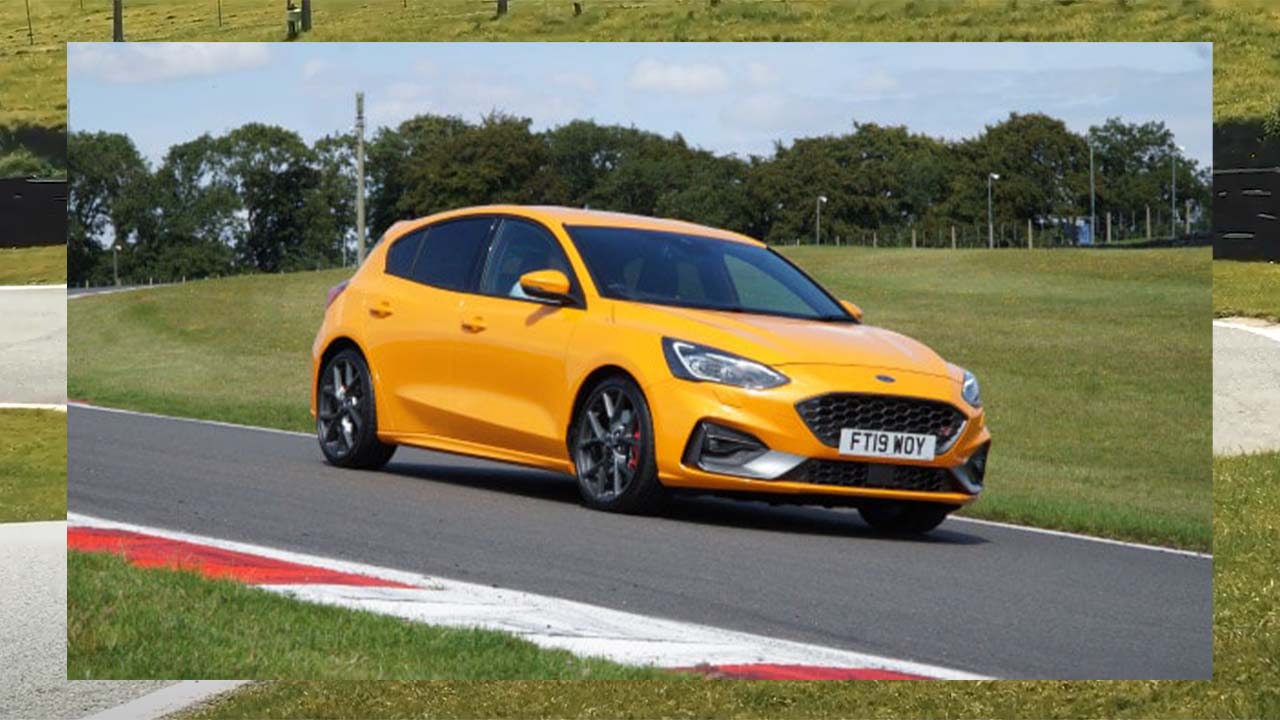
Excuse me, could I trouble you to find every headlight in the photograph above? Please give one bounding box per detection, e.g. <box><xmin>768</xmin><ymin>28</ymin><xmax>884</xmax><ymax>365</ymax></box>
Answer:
<box><xmin>961</xmin><ymin>369</ymin><xmax>982</xmax><ymax>408</ymax></box>
<box><xmin>662</xmin><ymin>338</ymin><xmax>789</xmax><ymax>390</ymax></box>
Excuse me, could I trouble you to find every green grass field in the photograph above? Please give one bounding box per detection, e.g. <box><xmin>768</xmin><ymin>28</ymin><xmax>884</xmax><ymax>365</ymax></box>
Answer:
<box><xmin>68</xmin><ymin>247</ymin><xmax>1211</xmax><ymax>549</ymax></box>
<box><xmin>3</xmin><ymin>0</ymin><xmax>1276</xmax><ymax>130</ymax></box>
<box><xmin>0</xmin><ymin>410</ymin><xmax>67</xmax><ymax>523</ymax></box>
<box><xmin>177</xmin><ymin>452</ymin><xmax>1274</xmax><ymax>719</ymax></box>
<box><xmin>1214</xmin><ymin>259</ymin><xmax>1280</xmax><ymax>322</ymax></box>
<box><xmin>0</xmin><ymin>245</ymin><xmax>68</xmax><ymax>285</ymax></box>
<box><xmin>68</xmin><ymin>551</ymin><xmax>668</xmax><ymax>680</ymax></box>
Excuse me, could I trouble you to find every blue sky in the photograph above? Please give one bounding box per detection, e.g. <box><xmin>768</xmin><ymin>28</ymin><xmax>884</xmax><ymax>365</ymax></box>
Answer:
<box><xmin>68</xmin><ymin>42</ymin><xmax>1213</xmax><ymax>167</ymax></box>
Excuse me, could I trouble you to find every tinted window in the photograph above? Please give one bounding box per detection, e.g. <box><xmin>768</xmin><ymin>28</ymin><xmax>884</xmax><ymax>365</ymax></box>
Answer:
<box><xmin>566</xmin><ymin>226</ymin><xmax>848</xmax><ymax>321</ymax></box>
<box><xmin>479</xmin><ymin>219</ymin><xmax>576</xmax><ymax>301</ymax></box>
<box><xmin>410</xmin><ymin>217</ymin><xmax>495</xmax><ymax>291</ymax></box>
<box><xmin>384</xmin><ymin>230</ymin><xmax>423</xmax><ymax>279</ymax></box>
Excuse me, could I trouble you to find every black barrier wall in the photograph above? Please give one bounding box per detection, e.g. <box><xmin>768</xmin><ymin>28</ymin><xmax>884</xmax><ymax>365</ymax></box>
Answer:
<box><xmin>1213</xmin><ymin>167</ymin><xmax>1280</xmax><ymax>260</ymax></box>
<box><xmin>0</xmin><ymin>178</ymin><xmax>67</xmax><ymax>248</ymax></box>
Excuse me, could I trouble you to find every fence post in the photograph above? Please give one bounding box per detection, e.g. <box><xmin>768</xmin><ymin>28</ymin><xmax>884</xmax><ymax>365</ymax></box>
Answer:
<box><xmin>911</xmin><ymin>228</ymin><xmax>917</xmax><ymax>249</ymax></box>
<box><xmin>1146</xmin><ymin>204</ymin><xmax>1151</xmax><ymax>239</ymax></box>
<box><xmin>1026</xmin><ymin>218</ymin><xmax>1032</xmax><ymax>249</ymax></box>
<box><xmin>1106</xmin><ymin>212</ymin><xmax>1112</xmax><ymax>243</ymax></box>
<box><xmin>873</xmin><ymin>231</ymin><xmax>878</xmax><ymax>248</ymax></box>
<box><xmin>1185</xmin><ymin>198</ymin><xmax>1191</xmax><ymax>236</ymax></box>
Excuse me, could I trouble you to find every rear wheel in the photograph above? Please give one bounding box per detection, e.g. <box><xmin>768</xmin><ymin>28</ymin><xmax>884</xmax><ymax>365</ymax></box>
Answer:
<box><xmin>571</xmin><ymin>375</ymin><xmax>664</xmax><ymax>513</ymax></box>
<box><xmin>317</xmin><ymin>348</ymin><xmax>396</xmax><ymax>469</ymax></box>
<box><xmin>858</xmin><ymin>501</ymin><xmax>956</xmax><ymax>535</ymax></box>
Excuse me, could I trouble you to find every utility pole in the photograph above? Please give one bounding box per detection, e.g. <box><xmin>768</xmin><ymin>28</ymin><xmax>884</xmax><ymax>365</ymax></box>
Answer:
<box><xmin>1088</xmin><ymin>137</ymin><xmax>1096</xmax><ymax>247</ymax></box>
<box><xmin>113</xmin><ymin>0</ymin><xmax>124</xmax><ymax>41</ymax></box>
<box><xmin>24</xmin><ymin>0</ymin><xmax>33</xmax><ymax>45</ymax></box>
<box><xmin>1185</xmin><ymin>198</ymin><xmax>1192</xmax><ymax>236</ymax></box>
<box><xmin>1169</xmin><ymin>144</ymin><xmax>1184</xmax><ymax>238</ymax></box>
<box><xmin>301</xmin><ymin>0</ymin><xmax>311</xmax><ymax>30</ymax></box>
<box><xmin>356</xmin><ymin>92</ymin><xmax>367</xmax><ymax>265</ymax></box>
<box><xmin>113</xmin><ymin>245</ymin><xmax>120</xmax><ymax>287</ymax></box>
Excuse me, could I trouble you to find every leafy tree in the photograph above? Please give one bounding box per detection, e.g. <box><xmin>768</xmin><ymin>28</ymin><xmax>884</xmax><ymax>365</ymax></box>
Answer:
<box><xmin>67</xmin><ymin>131</ymin><xmax>148</xmax><ymax>284</ymax></box>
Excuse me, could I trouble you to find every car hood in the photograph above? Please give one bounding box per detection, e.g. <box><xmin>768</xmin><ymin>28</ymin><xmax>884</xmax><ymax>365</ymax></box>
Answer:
<box><xmin>624</xmin><ymin>303</ymin><xmax>954</xmax><ymax>379</ymax></box>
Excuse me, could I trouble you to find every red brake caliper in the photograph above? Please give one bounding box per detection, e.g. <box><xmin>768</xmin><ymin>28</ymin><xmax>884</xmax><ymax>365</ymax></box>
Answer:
<box><xmin>628</xmin><ymin>429</ymin><xmax>640</xmax><ymax>469</ymax></box>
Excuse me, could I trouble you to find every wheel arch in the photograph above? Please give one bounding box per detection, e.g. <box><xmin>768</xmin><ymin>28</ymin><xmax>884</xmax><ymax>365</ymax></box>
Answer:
<box><xmin>565</xmin><ymin>364</ymin><xmax>642</xmax><ymax>457</ymax></box>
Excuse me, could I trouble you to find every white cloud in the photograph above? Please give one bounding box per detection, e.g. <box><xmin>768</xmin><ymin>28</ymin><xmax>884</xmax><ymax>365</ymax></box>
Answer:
<box><xmin>746</xmin><ymin>61</ymin><xmax>779</xmax><ymax>88</ymax></box>
<box><xmin>69</xmin><ymin>43</ymin><xmax>271</xmax><ymax>84</ymax></box>
<box><xmin>628</xmin><ymin>59</ymin><xmax>729</xmax><ymax>95</ymax></box>
<box><xmin>301</xmin><ymin>58</ymin><xmax>333</xmax><ymax>81</ymax></box>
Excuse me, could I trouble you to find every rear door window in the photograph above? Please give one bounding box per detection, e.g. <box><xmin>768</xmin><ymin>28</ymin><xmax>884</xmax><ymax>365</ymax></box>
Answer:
<box><xmin>410</xmin><ymin>217</ymin><xmax>496</xmax><ymax>292</ymax></box>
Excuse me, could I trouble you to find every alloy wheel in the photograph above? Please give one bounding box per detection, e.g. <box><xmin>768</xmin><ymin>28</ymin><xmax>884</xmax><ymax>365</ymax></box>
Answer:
<box><xmin>575</xmin><ymin>385</ymin><xmax>643</xmax><ymax>502</ymax></box>
<box><xmin>318</xmin><ymin>357</ymin><xmax>366</xmax><ymax>459</ymax></box>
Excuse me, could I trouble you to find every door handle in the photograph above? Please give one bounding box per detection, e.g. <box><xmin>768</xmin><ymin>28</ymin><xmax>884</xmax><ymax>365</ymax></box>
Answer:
<box><xmin>369</xmin><ymin>300</ymin><xmax>393</xmax><ymax>318</ymax></box>
<box><xmin>461</xmin><ymin>315</ymin><xmax>487</xmax><ymax>333</ymax></box>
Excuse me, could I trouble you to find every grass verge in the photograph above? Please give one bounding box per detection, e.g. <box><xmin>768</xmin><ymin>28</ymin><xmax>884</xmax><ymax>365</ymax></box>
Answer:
<box><xmin>181</xmin><ymin>455</ymin><xmax>1274</xmax><ymax>718</ymax></box>
<box><xmin>69</xmin><ymin>248</ymin><xmax>1210</xmax><ymax>549</ymax></box>
<box><xmin>0</xmin><ymin>244</ymin><xmax>67</xmax><ymax>285</ymax></box>
<box><xmin>0</xmin><ymin>409</ymin><xmax>66</xmax><ymax>523</ymax></box>
<box><xmin>5</xmin><ymin>0</ymin><xmax>1277</xmax><ymax>129</ymax></box>
<box><xmin>1213</xmin><ymin>259</ymin><xmax>1280</xmax><ymax>322</ymax></box>
<box><xmin>67</xmin><ymin>550</ymin><xmax>669</xmax><ymax>681</ymax></box>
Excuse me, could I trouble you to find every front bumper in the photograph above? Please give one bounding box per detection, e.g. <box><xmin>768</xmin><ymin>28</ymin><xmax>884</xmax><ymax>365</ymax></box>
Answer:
<box><xmin>649</xmin><ymin>364</ymin><xmax>991</xmax><ymax>506</ymax></box>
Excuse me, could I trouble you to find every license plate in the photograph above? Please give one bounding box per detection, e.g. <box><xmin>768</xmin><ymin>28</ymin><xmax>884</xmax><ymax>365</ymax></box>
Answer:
<box><xmin>838</xmin><ymin>428</ymin><xmax>936</xmax><ymax>461</ymax></box>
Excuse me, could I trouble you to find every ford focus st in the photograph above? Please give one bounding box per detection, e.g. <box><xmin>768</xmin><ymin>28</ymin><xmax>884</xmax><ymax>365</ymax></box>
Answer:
<box><xmin>311</xmin><ymin>205</ymin><xmax>990</xmax><ymax>534</ymax></box>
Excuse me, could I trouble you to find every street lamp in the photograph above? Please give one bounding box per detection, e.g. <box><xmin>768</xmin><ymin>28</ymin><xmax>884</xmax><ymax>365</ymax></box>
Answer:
<box><xmin>1170</xmin><ymin>144</ymin><xmax>1185</xmax><ymax>238</ymax></box>
<box><xmin>987</xmin><ymin>173</ymin><xmax>999</xmax><ymax>249</ymax></box>
<box><xmin>815</xmin><ymin>195</ymin><xmax>828</xmax><ymax>245</ymax></box>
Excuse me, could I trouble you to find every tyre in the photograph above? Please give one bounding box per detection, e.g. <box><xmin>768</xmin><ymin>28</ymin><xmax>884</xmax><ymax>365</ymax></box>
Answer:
<box><xmin>858</xmin><ymin>501</ymin><xmax>956</xmax><ymax>535</ymax></box>
<box><xmin>570</xmin><ymin>375</ymin><xmax>664</xmax><ymax>513</ymax></box>
<box><xmin>317</xmin><ymin>348</ymin><xmax>397</xmax><ymax>470</ymax></box>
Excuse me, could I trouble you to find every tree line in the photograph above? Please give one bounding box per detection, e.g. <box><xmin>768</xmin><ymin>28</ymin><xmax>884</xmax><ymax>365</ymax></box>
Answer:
<box><xmin>68</xmin><ymin>111</ymin><xmax>1210</xmax><ymax>286</ymax></box>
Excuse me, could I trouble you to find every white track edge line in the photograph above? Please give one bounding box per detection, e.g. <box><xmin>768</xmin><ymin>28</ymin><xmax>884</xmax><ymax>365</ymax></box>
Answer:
<box><xmin>71</xmin><ymin>402</ymin><xmax>1211</xmax><ymax>558</ymax></box>
<box><xmin>0</xmin><ymin>403</ymin><xmax>67</xmax><ymax>411</ymax></box>
<box><xmin>79</xmin><ymin>681</ymin><xmax>250</xmax><ymax>720</ymax></box>
<box><xmin>67</xmin><ymin>512</ymin><xmax>991</xmax><ymax>680</ymax></box>
<box><xmin>0</xmin><ymin>284</ymin><xmax>66</xmax><ymax>290</ymax></box>
<box><xmin>71</xmin><ymin>402</ymin><xmax>311</xmax><ymax>438</ymax></box>
<box><xmin>948</xmin><ymin>516</ymin><xmax>1211</xmax><ymax>559</ymax></box>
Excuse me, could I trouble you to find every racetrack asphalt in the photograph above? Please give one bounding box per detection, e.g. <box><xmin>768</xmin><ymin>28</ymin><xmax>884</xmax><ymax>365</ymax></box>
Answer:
<box><xmin>67</xmin><ymin>405</ymin><xmax>1213</xmax><ymax>680</ymax></box>
<box><xmin>0</xmin><ymin>521</ymin><xmax>175</xmax><ymax>720</ymax></box>
<box><xmin>0</xmin><ymin>286</ymin><xmax>65</xmax><ymax>405</ymax></box>
<box><xmin>1213</xmin><ymin>320</ymin><xmax>1280</xmax><ymax>455</ymax></box>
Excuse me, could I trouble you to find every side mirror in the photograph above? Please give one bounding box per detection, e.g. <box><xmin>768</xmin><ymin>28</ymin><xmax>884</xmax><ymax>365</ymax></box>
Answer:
<box><xmin>519</xmin><ymin>269</ymin><xmax>574</xmax><ymax>304</ymax></box>
<box><xmin>840</xmin><ymin>299</ymin><xmax>863</xmax><ymax>322</ymax></box>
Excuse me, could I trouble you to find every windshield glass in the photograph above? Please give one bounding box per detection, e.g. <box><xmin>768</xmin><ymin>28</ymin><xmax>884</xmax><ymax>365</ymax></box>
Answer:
<box><xmin>565</xmin><ymin>225</ymin><xmax>850</xmax><ymax>321</ymax></box>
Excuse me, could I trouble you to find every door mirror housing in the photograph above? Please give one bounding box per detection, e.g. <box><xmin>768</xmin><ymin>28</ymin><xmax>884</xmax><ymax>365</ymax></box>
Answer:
<box><xmin>519</xmin><ymin>269</ymin><xmax>574</xmax><ymax>304</ymax></box>
<box><xmin>840</xmin><ymin>299</ymin><xmax>863</xmax><ymax>322</ymax></box>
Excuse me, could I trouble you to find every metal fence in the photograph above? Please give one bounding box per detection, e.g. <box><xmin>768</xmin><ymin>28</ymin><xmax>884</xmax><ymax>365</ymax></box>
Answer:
<box><xmin>1213</xmin><ymin>167</ymin><xmax>1280</xmax><ymax>261</ymax></box>
<box><xmin>0</xmin><ymin>178</ymin><xmax>67</xmax><ymax>248</ymax></box>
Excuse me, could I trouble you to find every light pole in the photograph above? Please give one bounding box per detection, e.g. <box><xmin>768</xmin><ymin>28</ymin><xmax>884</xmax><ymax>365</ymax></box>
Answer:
<box><xmin>1169</xmin><ymin>144</ymin><xmax>1185</xmax><ymax>238</ymax></box>
<box><xmin>815</xmin><ymin>195</ymin><xmax>827</xmax><ymax>245</ymax></box>
<box><xmin>112</xmin><ymin>245</ymin><xmax>120</xmax><ymax>287</ymax></box>
<box><xmin>987</xmin><ymin>173</ymin><xmax>999</xmax><ymax>249</ymax></box>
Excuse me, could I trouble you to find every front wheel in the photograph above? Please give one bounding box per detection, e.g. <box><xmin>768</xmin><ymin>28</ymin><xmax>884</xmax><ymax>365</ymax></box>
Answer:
<box><xmin>317</xmin><ymin>348</ymin><xmax>396</xmax><ymax>470</ymax></box>
<box><xmin>571</xmin><ymin>375</ymin><xmax>664</xmax><ymax>513</ymax></box>
<box><xmin>858</xmin><ymin>501</ymin><xmax>956</xmax><ymax>535</ymax></box>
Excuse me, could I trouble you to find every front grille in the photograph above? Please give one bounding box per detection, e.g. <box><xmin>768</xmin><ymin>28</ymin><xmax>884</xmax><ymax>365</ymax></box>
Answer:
<box><xmin>796</xmin><ymin>393</ymin><xmax>966</xmax><ymax>449</ymax></box>
<box><xmin>784</xmin><ymin>459</ymin><xmax>955</xmax><ymax>493</ymax></box>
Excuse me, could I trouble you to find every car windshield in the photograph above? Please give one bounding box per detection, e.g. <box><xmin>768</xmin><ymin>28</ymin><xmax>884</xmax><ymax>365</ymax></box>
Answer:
<box><xmin>565</xmin><ymin>225</ymin><xmax>850</xmax><ymax>321</ymax></box>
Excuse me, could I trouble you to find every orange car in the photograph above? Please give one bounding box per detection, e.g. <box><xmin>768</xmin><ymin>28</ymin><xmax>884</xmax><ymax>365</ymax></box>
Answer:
<box><xmin>311</xmin><ymin>205</ymin><xmax>989</xmax><ymax>534</ymax></box>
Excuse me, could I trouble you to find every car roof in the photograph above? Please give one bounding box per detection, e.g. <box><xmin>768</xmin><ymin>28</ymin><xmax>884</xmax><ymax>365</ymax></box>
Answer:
<box><xmin>385</xmin><ymin>205</ymin><xmax>765</xmax><ymax>247</ymax></box>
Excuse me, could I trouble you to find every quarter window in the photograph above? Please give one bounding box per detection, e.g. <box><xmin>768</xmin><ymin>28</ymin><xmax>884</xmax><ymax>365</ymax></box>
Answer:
<box><xmin>384</xmin><ymin>230</ymin><xmax>423</xmax><ymax>279</ymax></box>
<box><xmin>410</xmin><ymin>217</ymin><xmax>495</xmax><ymax>291</ymax></box>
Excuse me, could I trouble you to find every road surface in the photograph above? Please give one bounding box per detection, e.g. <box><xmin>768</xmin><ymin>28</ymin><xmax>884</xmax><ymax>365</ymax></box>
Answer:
<box><xmin>0</xmin><ymin>286</ymin><xmax>65</xmax><ymax>405</ymax></box>
<box><xmin>1213</xmin><ymin>320</ymin><xmax>1280</xmax><ymax>455</ymax></box>
<box><xmin>67</xmin><ymin>405</ymin><xmax>1212</xmax><ymax>680</ymax></box>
